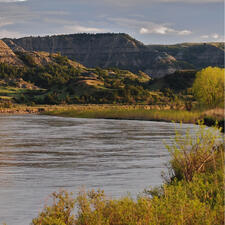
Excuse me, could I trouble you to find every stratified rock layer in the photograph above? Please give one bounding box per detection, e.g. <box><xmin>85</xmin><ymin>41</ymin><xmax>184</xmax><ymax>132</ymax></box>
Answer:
<box><xmin>2</xmin><ymin>33</ymin><xmax>225</xmax><ymax>77</ymax></box>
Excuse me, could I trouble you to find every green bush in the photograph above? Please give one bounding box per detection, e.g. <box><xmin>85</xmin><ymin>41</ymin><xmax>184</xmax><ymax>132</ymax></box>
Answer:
<box><xmin>32</xmin><ymin>191</ymin><xmax>76</xmax><ymax>225</ymax></box>
<box><xmin>166</xmin><ymin>123</ymin><xmax>223</xmax><ymax>181</ymax></box>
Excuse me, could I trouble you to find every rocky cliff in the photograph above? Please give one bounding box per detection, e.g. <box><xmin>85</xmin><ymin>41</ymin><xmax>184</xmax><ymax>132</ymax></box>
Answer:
<box><xmin>0</xmin><ymin>40</ymin><xmax>23</xmax><ymax>66</ymax></box>
<box><xmin>2</xmin><ymin>33</ymin><xmax>225</xmax><ymax>77</ymax></box>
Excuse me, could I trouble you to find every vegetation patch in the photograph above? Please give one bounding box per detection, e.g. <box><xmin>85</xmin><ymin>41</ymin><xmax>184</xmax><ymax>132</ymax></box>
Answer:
<box><xmin>44</xmin><ymin>105</ymin><xmax>201</xmax><ymax>124</ymax></box>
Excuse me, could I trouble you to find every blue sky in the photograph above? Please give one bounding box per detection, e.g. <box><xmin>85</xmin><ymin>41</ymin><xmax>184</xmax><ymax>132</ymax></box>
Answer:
<box><xmin>0</xmin><ymin>0</ymin><xmax>223</xmax><ymax>44</ymax></box>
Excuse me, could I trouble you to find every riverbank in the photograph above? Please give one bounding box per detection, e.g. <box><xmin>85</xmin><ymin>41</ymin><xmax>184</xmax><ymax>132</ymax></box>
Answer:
<box><xmin>0</xmin><ymin>104</ymin><xmax>224</xmax><ymax>130</ymax></box>
<box><xmin>43</xmin><ymin>104</ymin><xmax>224</xmax><ymax>130</ymax></box>
<box><xmin>0</xmin><ymin>105</ymin><xmax>45</xmax><ymax>114</ymax></box>
<box><xmin>45</xmin><ymin>105</ymin><xmax>201</xmax><ymax>123</ymax></box>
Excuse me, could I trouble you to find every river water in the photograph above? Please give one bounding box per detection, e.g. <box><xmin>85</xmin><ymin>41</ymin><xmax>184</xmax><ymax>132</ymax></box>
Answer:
<box><xmin>0</xmin><ymin>115</ymin><xmax>196</xmax><ymax>224</ymax></box>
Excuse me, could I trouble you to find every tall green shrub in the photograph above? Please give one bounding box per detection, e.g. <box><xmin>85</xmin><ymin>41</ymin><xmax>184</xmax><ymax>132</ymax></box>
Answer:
<box><xmin>167</xmin><ymin>123</ymin><xmax>223</xmax><ymax>181</ymax></box>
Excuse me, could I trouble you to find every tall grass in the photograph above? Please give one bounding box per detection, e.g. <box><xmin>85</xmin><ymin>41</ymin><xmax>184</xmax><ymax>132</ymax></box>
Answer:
<box><xmin>45</xmin><ymin>105</ymin><xmax>201</xmax><ymax>124</ymax></box>
<box><xmin>31</xmin><ymin>125</ymin><xmax>224</xmax><ymax>225</ymax></box>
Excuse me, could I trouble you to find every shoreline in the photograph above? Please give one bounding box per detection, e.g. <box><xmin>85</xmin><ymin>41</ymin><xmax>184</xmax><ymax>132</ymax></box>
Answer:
<box><xmin>0</xmin><ymin>107</ymin><xmax>45</xmax><ymax>114</ymax></box>
<box><xmin>0</xmin><ymin>104</ymin><xmax>223</xmax><ymax>131</ymax></box>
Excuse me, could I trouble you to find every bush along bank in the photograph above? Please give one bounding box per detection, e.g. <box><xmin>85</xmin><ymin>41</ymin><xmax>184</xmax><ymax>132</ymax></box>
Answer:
<box><xmin>31</xmin><ymin>124</ymin><xmax>224</xmax><ymax>225</ymax></box>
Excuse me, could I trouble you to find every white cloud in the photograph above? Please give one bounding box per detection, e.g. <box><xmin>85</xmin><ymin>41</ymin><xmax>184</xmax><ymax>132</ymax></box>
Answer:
<box><xmin>141</xmin><ymin>26</ymin><xmax>166</xmax><ymax>34</ymax></box>
<box><xmin>64</xmin><ymin>25</ymin><xmax>106</xmax><ymax>33</ymax></box>
<box><xmin>200</xmin><ymin>33</ymin><xmax>224</xmax><ymax>42</ymax></box>
<box><xmin>178</xmin><ymin>30</ymin><xmax>192</xmax><ymax>35</ymax></box>
<box><xmin>0</xmin><ymin>29</ymin><xmax>22</xmax><ymax>38</ymax></box>
<box><xmin>212</xmin><ymin>33</ymin><xmax>219</xmax><ymax>39</ymax></box>
<box><xmin>139</xmin><ymin>25</ymin><xmax>191</xmax><ymax>36</ymax></box>
<box><xmin>0</xmin><ymin>0</ymin><xmax>27</xmax><ymax>2</ymax></box>
<box><xmin>0</xmin><ymin>21</ymin><xmax>13</xmax><ymax>27</ymax></box>
<box><xmin>211</xmin><ymin>33</ymin><xmax>224</xmax><ymax>41</ymax></box>
<box><xmin>150</xmin><ymin>26</ymin><xmax>174</xmax><ymax>34</ymax></box>
<box><xmin>139</xmin><ymin>28</ymin><xmax>148</xmax><ymax>34</ymax></box>
<box><xmin>109</xmin><ymin>17</ymin><xmax>192</xmax><ymax>36</ymax></box>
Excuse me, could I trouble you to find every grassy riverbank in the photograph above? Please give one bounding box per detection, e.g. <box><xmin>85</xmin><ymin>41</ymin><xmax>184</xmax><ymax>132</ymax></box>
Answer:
<box><xmin>0</xmin><ymin>104</ymin><xmax>223</xmax><ymax>130</ymax></box>
<box><xmin>31</xmin><ymin>125</ymin><xmax>224</xmax><ymax>225</ymax></box>
<box><xmin>44</xmin><ymin>105</ymin><xmax>201</xmax><ymax>123</ymax></box>
<box><xmin>44</xmin><ymin>105</ymin><xmax>224</xmax><ymax>130</ymax></box>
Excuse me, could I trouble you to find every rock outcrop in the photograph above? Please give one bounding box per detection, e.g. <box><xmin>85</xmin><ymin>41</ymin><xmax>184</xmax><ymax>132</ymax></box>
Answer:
<box><xmin>2</xmin><ymin>33</ymin><xmax>225</xmax><ymax>77</ymax></box>
<box><xmin>0</xmin><ymin>40</ymin><xmax>23</xmax><ymax>66</ymax></box>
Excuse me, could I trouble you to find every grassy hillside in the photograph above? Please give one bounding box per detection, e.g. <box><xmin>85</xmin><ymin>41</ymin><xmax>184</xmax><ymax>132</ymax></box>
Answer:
<box><xmin>0</xmin><ymin>51</ymin><xmax>196</xmax><ymax>107</ymax></box>
<box><xmin>0</xmin><ymin>49</ymin><xmax>223</xmax><ymax>123</ymax></box>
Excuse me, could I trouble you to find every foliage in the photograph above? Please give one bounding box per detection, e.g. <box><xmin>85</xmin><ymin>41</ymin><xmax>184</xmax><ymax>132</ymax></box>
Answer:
<box><xmin>192</xmin><ymin>67</ymin><xmax>224</xmax><ymax>108</ymax></box>
<box><xmin>0</xmin><ymin>63</ymin><xmax>25</xmax><ymax>79</ymax></box>
<box><xmin>17</xmin><ymin>52</ymin><xmax>36</xmax><ymax>67</ymax></box>
<box><xmin>0</xmin><ymin>61</ymin><xmax>154</xmax><ymax>104</ymax></box>
<box><xmin>53</xmin><ymin>55</ymin><xmax>69</xmax><ymax>66</ymax></box>
<box><xmin>0</xmin><ymin>58</ymin><xmax>193</xmax><ymax>106</ymax></box>
<box><xmin>32</xmin><ymin>190</ymin><xmax>76</xmax><ymax>225</ymax></box>
<box><xmin>149</xmin><ymin>70</ymin><xmax>196</xmax><ymax>93</ymax></box>
<box><xmin>0</xmin><ymin>60</ymin><xmax>222</xmax><ymax>108</ymax></box>
<box><xmin>166</xmin><ymin>123</ymin><xmax>223</xmax><ymax>181</ymax></box>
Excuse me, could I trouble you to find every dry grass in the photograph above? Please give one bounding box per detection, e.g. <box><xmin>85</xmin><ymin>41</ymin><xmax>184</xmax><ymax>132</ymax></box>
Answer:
<box><xmin>43</xmin><ymin>104</ymin><xmax>201</xmax><ymax>124</ymax></box>
<box><xmin>202</xmin><ymin>108</ymin><xmax>224</xmax><ymax>120</ymax></box>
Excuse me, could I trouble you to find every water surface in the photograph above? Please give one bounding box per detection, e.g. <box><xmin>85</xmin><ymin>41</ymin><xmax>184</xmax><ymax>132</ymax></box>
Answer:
<box><xmin>0</xmin><ymin>115</ymin><xmax>195</xmax><ymax>224</ymax></box>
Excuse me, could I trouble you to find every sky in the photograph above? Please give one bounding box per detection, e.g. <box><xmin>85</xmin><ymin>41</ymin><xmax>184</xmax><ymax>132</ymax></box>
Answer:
<box><xmin>0</xmin><ymin>0</ymin><xmax>224</xmax><ymax>44</ymax></box>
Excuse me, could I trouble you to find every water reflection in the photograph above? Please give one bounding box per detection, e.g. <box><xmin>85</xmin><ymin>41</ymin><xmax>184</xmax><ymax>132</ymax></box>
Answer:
<box><xmin>0</xmin><ymin>115</ymin><xmax>195</xmax><ymax>225</ymax></box>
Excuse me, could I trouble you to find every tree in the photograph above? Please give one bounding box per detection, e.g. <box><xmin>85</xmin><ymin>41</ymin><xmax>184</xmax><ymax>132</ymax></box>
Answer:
<box><xmin>192</xmin><ymin>67</ymin><xmax>224</xmax><ymax>108</ymax></box>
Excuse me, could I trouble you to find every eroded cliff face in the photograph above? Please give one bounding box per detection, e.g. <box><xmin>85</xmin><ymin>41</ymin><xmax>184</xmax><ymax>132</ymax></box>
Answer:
<box><xmin>2</xmin><ymin>33</ymin><xmax>225</xmax><ymax>77</ymax></box>
<box><xmin>0</xmin><ymin>40</ymin><xmax>23</xmax><ymax>66</ymax></box>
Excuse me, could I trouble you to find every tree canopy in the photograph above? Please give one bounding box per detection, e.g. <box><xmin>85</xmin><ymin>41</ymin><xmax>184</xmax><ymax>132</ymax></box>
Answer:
<box><xmin>192</xmin><ymin>67</ymin><xmax>224</xmax><ymax>108</ymax></box>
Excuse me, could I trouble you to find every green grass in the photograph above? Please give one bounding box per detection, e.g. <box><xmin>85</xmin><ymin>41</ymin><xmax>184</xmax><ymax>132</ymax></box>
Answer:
<box><xmin>0</xmin><ymin>86</ymin><xmax>36</xmax><ymax>102</ymax></box>
<box><xmin>0</xmin><ymin>86</ymin><xmax>28</xmax><ymax>95</ymax></box>
<box><xmin>0</xmin><ymin>96</ymin><xmax>13</xmax><ymax>100</ymax></box>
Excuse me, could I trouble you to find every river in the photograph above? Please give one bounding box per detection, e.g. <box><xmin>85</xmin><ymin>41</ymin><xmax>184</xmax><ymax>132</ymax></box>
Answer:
<box><xmin>0</xmin><ymin>114</ymin><xmax>196</xmax><ymax>224</ymax></box>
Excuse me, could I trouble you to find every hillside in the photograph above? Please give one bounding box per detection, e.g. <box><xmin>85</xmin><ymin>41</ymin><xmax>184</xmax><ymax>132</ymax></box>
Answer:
<box><xmin>0</xmin><ymin>48</ymin><xmax>156</xmax><ymax>105</ymax></box>
<box><xmin>3</xmin><ymin>33</ymin><xmax>224</xmax><ymax>78</ymax></box>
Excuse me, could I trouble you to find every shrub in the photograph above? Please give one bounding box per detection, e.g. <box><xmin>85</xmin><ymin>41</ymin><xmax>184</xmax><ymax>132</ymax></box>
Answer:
<box><xmin>32</xmin><ymin>190</ymin><xmax>76</xmax><ymax>225</ymax></box>
<box><xmin>166</xmin><ymin>123</ymin><xmax>223</xmax><ymax>181</ymax></box>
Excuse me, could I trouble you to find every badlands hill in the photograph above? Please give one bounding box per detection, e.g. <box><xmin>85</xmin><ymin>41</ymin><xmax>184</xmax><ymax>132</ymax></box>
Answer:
<box><xmin>3</xmin><ymin>33</ymin><xmax>224</xmax><ymax>78</ymax></box>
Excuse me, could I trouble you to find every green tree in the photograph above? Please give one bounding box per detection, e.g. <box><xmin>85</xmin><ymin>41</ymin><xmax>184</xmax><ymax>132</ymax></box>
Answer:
<box><xmin>192</xmin><ymin>67</ymin><xmax>224</xmax><ymax>108</ymax></box>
